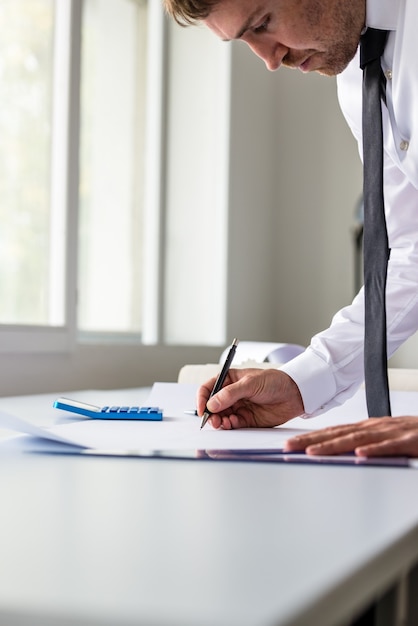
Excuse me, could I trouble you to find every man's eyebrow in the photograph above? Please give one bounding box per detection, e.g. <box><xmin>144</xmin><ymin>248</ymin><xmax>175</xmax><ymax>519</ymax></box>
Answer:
<box><xmin>222</xmin><ymin>7</ymin><xmax>263</xmax><ymax>41</ymax></box>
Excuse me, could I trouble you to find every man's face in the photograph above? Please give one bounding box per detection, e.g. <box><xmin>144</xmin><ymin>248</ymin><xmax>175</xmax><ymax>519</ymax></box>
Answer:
<box><xmin>204</xmin><ymin>0</ymin><xmax>365</xmax><ymax>76</ymax></box>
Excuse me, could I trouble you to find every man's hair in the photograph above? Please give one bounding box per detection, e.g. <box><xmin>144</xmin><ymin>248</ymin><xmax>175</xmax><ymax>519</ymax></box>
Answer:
<box><xmin>163</xmin><ymin>0</ymin><xmax>219</xmax><ymax>25</ymax></box>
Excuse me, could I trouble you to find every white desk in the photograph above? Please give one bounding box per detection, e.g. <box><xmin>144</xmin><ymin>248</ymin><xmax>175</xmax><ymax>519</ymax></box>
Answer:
<box><xmin>1</xmin><ymin>389</ymin><xmax>418</xmax><ymax>626</ymax></box>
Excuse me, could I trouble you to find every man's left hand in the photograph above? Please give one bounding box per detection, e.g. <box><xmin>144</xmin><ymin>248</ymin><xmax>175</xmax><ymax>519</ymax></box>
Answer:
<box><xmin>284</xmin><ymin>416</ymin><xmax>418</xmax><ymax>457</ymax></box>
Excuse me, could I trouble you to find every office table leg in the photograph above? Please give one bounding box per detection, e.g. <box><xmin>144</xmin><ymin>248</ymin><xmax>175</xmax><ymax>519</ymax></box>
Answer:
<box><xmin>406</xmin><ymin>561</ymin><xmax>418</xmax><ymax>626</ymax></box>
<box><xmin>351</xmin><ymin>604</ymin><xmax>377</xmax><ymax>626</ymax></box>
<box><xmin>350</xmin><ymin>560</ymin><xmax>418</xmax><ymax>626</ymax></box>
<box><xmin>350</xmin><ymin>581</ymin><xmax>398</xmax><ymax>626</ymax></box>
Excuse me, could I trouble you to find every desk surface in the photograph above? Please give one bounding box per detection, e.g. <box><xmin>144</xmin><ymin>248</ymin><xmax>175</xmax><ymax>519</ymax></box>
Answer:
<box><xmin>1</xmin><ymin>389</ymin><xmax>418</xmax><ymax>626</ymax></box>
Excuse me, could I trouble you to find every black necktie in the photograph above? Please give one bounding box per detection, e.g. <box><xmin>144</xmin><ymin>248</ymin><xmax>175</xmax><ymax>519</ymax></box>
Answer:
<box><xmin>360</xmin><ymin>28</ymin><xmax>391</xmax><ymax>417</ymax></box>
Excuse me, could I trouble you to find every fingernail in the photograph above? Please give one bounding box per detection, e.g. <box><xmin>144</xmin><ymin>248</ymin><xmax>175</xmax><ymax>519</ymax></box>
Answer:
<box><xmin>307</xmin><ymin>444</ymin><xmax>320</xmax><ymax>454</ymax></box>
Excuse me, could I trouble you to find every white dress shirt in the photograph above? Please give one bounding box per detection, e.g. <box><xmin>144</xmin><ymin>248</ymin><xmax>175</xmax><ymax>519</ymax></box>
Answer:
<box><xmin>281</xmin><ymin>0</ymin><xmax>418</xmax><ymax>415</ymax></box>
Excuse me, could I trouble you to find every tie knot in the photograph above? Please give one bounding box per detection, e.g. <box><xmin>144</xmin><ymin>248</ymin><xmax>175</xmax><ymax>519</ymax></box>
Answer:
<box><xmin>360</xmin><ymin>28</ymin><xmax>388</xmax><ymax>69</ymax></box>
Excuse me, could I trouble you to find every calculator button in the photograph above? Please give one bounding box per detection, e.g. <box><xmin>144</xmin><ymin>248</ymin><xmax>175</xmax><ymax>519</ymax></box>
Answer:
<box><xmin>109</xmin><ymin>406</ymin><xmax>120</xmax><ymax>412</ymax></box>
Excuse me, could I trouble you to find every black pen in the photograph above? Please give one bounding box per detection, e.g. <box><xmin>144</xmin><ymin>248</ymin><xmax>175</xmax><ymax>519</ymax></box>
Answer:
<box><xmin>200</xmin><ymin>338</ymin><xmax>239</xmax><ymax>430</ymax></box>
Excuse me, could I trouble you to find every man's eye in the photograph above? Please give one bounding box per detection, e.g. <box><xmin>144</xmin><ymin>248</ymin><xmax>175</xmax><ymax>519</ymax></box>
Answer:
<box><xmin>253</xmin><ymin>17</ymin><xmax>270</xmax><ymax>33</ymax></box>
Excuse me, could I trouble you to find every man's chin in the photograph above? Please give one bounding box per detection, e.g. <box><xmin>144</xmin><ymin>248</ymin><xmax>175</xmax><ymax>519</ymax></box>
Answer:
<box><xmin>316</xmin><ymin>67</ymin><xmax>339</xmax><ymax>77</ymax></box>
<box><xmin>315</xmin><ymin>60</ymin><xmax>352</xmax><ymax>76</ymax></box>
<box><xmin>313</xmin><ymin>51</ymin><xmax>357</xmax><ymax>76</ymax></box>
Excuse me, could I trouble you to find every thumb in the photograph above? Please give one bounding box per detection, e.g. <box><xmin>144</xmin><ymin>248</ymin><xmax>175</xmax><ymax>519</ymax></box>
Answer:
<box><xmin>206</xmin><ymin>378</ymin><xmax>249</xmax><ymax>413</ymax></box>
<box><xmin>206</xmin><ymin>392</ymin><xmax>223</xmax><ymax>413</ymax></box>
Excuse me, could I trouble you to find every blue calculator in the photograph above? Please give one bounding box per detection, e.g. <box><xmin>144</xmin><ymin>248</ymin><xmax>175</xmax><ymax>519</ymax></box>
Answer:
<box><xmin>53</xmin><ymin>397</ymin><xmax>163</xmax><ymax>421</ymax></box>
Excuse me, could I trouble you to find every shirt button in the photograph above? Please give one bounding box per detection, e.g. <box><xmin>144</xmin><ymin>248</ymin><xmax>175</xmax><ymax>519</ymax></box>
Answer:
<box><xmin>400</xmin><ymin>140</ymin><xmax>409</xmax><ymax>151</ymax></box>
<box><xmin>385</xmin><ymin>69</ymin><xmax>393</xmax><ymax>80</ymax></box>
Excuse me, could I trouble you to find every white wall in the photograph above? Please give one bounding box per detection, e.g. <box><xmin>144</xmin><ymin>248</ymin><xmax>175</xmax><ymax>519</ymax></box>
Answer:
<box><xmin>224</xmin><ymin>41</ymin><xmax>280</xmax><ymax>341</ymax></box>
<box><xmin>389</xmin><ymin>333</ymin><xmax>418</xmax><ymax>369</ymax></box>
<box><xmin>0</xmin><ymin>343</ymin><xmax>222</xmax><ymax>396</ymax></box>
<box><xmin>222</xmin><ymin>41</ymin><xmax>364</xmax><ymax>347</ymax></box>
<box><xmin>271</xmin><ymin>66</ymin><xmax>363</xmax><ymax>345</ymax></box>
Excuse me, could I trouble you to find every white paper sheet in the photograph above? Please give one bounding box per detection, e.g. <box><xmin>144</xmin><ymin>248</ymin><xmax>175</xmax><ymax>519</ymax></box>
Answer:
<box><xmin>0</xmin><ymin>409</ymin><xmax>83</xmax><ymax>446</ymax></box>
<box><xmin>41</xmin><ymin>382</ymin><xmax>307</xmax><ymax>451</ymax></box>
<box><xmin>1</xmin><ymin>383</ymin><xmax>418</xmax><ymax>455</ymax></box>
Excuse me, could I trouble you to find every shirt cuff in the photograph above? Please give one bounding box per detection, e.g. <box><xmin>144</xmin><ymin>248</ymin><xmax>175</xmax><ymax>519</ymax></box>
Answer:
<box><xmin>279</xmin><ymin>349</ymin><xmax>337</xmax><ymax>415</ymax></box>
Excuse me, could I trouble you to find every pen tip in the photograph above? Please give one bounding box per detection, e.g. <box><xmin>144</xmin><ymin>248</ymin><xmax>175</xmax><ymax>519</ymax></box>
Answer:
<box><xmin>200</xmin><ymin>412</ymin><xmax>210</xmax><ymax>430</ymax></box>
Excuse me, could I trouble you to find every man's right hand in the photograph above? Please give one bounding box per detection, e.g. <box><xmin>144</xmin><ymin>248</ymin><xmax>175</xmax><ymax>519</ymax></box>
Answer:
<box><xmin>196</xmin><ymin>368</ymin><xmax>305</xmax><ymax>429</ymax></box>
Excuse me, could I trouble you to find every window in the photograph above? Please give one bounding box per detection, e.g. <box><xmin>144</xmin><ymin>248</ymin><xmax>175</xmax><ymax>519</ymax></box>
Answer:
<box><xmin>0</xmin><ymin>0</ymin><xmax>149</xmax><ymax>351</ymax></box>
<box><xmin>0</xmin><ymin>0</ymin><xmax>248</xmax><ymax>362</ymax></box>
<box><xmin>78</xmin><ymin>0</ymin><xmax>147</xmax><ymax>333</ymax></box>
<box><xmin>0</xmin><ymin>1</ymin><xmax>58</xmax><ymax>327</ymax></box>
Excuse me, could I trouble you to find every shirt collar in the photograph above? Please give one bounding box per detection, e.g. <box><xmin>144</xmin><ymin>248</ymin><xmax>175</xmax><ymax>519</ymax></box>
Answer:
<box><xmin>366</xmin><ymin>0</ymin><xmax>399</xmax><ymax>30</ymax></box>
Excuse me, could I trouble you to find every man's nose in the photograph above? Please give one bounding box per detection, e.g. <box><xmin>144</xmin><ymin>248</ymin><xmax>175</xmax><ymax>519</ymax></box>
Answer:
<box><xmin>246</xmin><ymin>40</ymin><xmax>285</xmax><ymax>71</ymax></box>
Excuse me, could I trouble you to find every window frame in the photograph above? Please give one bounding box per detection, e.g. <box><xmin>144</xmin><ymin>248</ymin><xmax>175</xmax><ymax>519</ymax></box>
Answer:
<box><xmin>0</xmin><ymin>0</ymin><xmax>165</xmax><ymax>354</ymax></box>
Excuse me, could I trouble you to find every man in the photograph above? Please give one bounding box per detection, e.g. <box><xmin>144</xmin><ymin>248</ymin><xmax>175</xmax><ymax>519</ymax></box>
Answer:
<box><xmin>164</xmin><ymin>0</ymin><xmax>418</xmax><ymax>457</ymax></box>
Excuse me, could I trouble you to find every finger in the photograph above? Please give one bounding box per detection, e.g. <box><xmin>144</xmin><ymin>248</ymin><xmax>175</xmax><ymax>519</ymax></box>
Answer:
<box><xmin>355</xmin><ymin>433</ymin><xmax>418</xmax><ymax>457</ymax></box>
<box><xmin>284</xmin><ymin>423</ymin><xmax>366</xmax><ymax>451</ymax></box>
<box><xmin>284</xmin><ymin>417</ymin><xmax>398</xmax><ymax>452</ymax></box>
<box><xmin>305</xmin><ymin>436</ymin><xmax>358</xmax><ymax>455</ymax></box>
<box><xmin>206</xmin><ymin>373</ymin><xmax>259</xmax><ymax>414</ymax></box>
<box><xmin>220</xmin><ymin>417</ymin><xmax>233</xmax><ymax>430</ymax></box>
<box><xmin>206</xmin><ymin>387</ymin><xmax>232</xmax><ymax>413</ymax></box>
<box><xmin>196</xmin><ymin>376</ymin><xmax>219</xmax><ymax>414</ymax></box>
<box><xmin>208</xmin><ymin>414</ymin><xmax>222</xmax><ymax>429</ymax></box>
<box><xmin>305</xmin><ymin>428</ymin><xmax>395</xmax><ymax>455</ymax></box>
<box><xmin>355</xmin><ymin>440</ymin><xmax>403</xmax><ymax>457</ymax></box>
<box><xmin>210</xmin><ymin>413</ymin><xmax>250</xmax><ymax>430</ymax></box>
<box><xmin>228</xmin><ymin>413</ymin><xmax>250</xmax><ymax>429</ymax></box>
<box><xmin>205</xmin><ymin>415</ymin><xmax>236</xmax><ymax>430</ymax></box>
